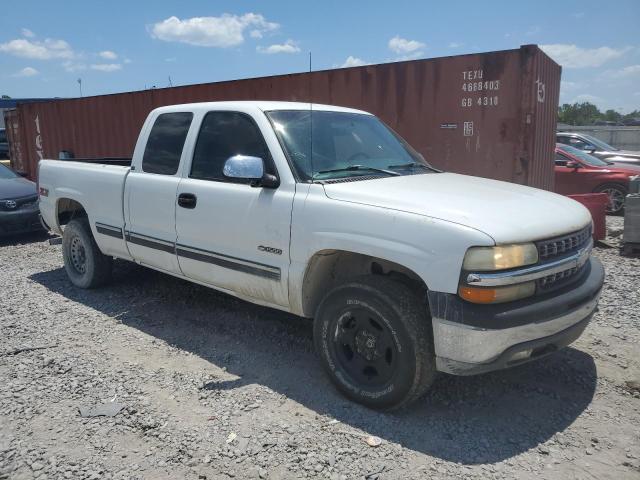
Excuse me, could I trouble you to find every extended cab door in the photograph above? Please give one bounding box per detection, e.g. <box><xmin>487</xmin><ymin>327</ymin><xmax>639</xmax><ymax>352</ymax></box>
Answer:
<box><xmin>175</xmin><ymin>110</ymin><xmax>293</xmax><ymax>307</ymax></box>
<box><xmin>124</xmin><ymin>112</ymin><xmax>193</xmax><ymax>273</ymax></box>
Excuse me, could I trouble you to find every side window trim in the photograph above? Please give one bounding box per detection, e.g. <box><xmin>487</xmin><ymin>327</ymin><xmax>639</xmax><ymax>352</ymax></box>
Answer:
<box><xmin>188</xmin><ymin>110</ymin><xmax>279</xmax><ymax>184</ymax></box>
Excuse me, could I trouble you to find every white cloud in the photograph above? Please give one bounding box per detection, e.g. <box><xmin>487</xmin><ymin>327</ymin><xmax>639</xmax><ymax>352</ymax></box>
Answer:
<box><xmin>257</xmin><ymin>39</ymin><xmax>300</xmax><ymax>54</ymax></box>
<box><xmin>448</xmin><ymin>42</ymin><xmax>463</xmax><ymax>48</ymax></box>
<box><xmin>21</xmin><ymin>28</ymin><xmax>35</xmax><ymax>38</ymax></box>
<box><xmin>63</xmin><ymin>61</ymin><xmax>86</xmax><ymax>72</ymax></box>
<box><xmin>572</xmin><ymin>93</ymin><xmax>605</xmax><ymax>104</ymax></box>
<box><xmin>540</xmin><ymin>44</ymin><xmax>630</xmax><ymax>68</ymax></box>
<box><xmin>572</xmin><ymin>12</ymin><xmax>585</xmax><ymax>18</ymax></box>
<box><xmin>388</xmin><ymin>36</ymin><xmax>425</xmax><ymax>54</ymax></box>
<box><xmin>165</xmin><ymin>57</ymin><xmax>177</xmax><ymax>62</ymax></box>
<box><xmin>13</xmin><ymin>66</ymin><xmax>39</xmax><ymax>77</ymax></box>
<box><xmin>99</xmin><ymin>50</ymin><xmax>117</xmax><ymax>60</ymax></box>
<box><xmin>150</xmin><ymin>13</ymin><xmax>279</xmax><ymax>47</ymax></box>
<box><xmin>90</xmin><ymin>63</ymin><xmax>122</xmax><ymax>72</ymax></box>
<box><xmin>338</xmin><ymin>56</ymin><xmax>368</xmax><ymax>68</ymax></box>
<box><xmin>603</xmin><ymin>64</ymin><xmax>640</xmax><ymax>79</ymax></box>
<box><xmin>0</xmin><ymin>37</ymin><xmax>75</xmax><ymax>60</ymax></box>
<box><xmin>561</xmin><ymin>80</ymin><xmax>586</xmax><ymax>91</ymax></box>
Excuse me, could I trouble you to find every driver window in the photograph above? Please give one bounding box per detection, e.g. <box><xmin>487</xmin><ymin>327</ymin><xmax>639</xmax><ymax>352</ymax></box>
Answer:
<box><xmin>190</xmin><ymin>111</ymin><xmax>276</xmax><ymax>183</ymax></box>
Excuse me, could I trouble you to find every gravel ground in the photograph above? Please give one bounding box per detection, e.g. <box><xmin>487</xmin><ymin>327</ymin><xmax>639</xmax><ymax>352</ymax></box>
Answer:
<box><xmin>1</xmin><ymin>217</ymin><xmax>639</xmax><ymax>480</ymax></box>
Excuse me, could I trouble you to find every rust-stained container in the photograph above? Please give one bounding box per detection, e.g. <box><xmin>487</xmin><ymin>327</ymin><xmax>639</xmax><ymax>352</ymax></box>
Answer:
<box><xmin>6</xmin><ymin>44</ymin><xmax>560</xmax><ymax>190</ymax></box>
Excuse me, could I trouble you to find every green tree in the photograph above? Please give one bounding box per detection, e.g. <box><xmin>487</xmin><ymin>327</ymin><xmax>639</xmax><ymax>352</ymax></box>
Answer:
<box><xmin>603</xmin><ymin>109</ymin><xmax>622</xmax><ymax>122</ymax></box>
<box><xmin>558</xmin><ymin>102</ymin><xmax>602</xmax><ymax>125</ymax></box>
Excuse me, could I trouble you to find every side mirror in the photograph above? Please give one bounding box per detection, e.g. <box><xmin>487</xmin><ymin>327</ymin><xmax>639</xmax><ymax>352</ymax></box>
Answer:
<box><xmin>582</xmin><ymin>145</ymin><xmax>595</xmax><ymax>153</ymax></box>
<box><xmin>223</xmin><ymin>155</ymin><xmax>279</xmax><ymax>188</ymax></box>
<box><xmin>566</xmin><ymin>161</ymin><xmax>580</xmax><ymax>169</ymax></box>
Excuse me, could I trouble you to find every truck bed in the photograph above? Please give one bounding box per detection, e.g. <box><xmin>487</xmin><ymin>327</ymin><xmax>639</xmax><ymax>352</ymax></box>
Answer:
<box><xmin>38</xmin><ymin>159</ymin><xmax>131</xmax><ymax>254</ymax></box>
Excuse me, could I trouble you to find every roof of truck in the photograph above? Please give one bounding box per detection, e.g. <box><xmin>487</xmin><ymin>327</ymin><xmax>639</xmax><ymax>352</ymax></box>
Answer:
<box><xmin>152</xmin><ymin>100</ymin><xmax>372</xmax><ymax>116</ymax></box>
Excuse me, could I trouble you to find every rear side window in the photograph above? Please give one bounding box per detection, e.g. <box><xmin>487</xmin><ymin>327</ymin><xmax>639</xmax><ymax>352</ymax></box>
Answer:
<box><xmin>142</xmin><ymin>112</ymin><xmax>193</xmax><ymax>175</ymax></box>
<box><xmin>190</xmin><ymin>111</ymin><xmax>274</xmax><ymax>182</ymax></box>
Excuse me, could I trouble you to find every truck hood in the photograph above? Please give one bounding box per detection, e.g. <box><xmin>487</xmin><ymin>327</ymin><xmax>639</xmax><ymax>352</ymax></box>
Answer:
<box><xmin>322</xmin><ymin>173</ymin><xmax>592</xmax><ymax>244</ymax></box>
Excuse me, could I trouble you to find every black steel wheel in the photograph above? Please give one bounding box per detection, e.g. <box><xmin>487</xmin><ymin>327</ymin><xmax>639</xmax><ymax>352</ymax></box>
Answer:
<box><xmin>62</xmin><ymin>218</ymin><xmax>112</xmax><ymax>288</ymax></box>
<box><xmin>314</xmin><ymin>275</ymin><xmax>436</xmax><ymax>410</ymax></box>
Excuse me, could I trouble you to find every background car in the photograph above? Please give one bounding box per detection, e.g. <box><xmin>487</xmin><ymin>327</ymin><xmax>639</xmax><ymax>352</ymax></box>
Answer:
<box><xmin>0</xmin><ymin>163</ymin><xmax>42</xmax><ymax>236</ymax></box>
<box><xmin>556</xmin><ymin>132</ymin><xmax>640</xmax><ymax>165</ymax></box>
<box><xmin>554</xmin><ymin>143</ymin><xmax>640</xmax><ymax>214</ymax></box>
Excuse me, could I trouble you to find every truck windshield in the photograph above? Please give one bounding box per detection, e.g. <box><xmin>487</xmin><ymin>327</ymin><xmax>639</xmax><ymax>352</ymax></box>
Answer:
<box><xmin>266</xmin><ymin>110</ymin><xmax>436</xmax><ymax>181</ymax></box>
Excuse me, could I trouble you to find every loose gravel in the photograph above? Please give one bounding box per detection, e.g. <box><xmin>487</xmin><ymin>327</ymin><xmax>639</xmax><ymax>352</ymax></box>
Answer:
<box><xmin>1</xmin><ymin>217</ymin><xmax>639</xmax><ymax>480</ymax></box>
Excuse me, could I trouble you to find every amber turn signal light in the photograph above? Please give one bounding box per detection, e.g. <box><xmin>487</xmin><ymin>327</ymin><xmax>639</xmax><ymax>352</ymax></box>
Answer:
<box><xmin>458</xmin><ymin>282</ymin><xmax>536</xmax><ymax>304</ymax></box>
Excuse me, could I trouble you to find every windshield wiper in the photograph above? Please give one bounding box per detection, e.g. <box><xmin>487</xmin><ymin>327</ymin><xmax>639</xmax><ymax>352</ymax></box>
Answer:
<box><xmin>387</xmin><ymin>162</ymin><xmax>441</xmax><ymax>173</ymax></box>
<box><xmin>313</xmin><ymin>165</ymin><xmax>401</xmax><ymax>178</ymax></box>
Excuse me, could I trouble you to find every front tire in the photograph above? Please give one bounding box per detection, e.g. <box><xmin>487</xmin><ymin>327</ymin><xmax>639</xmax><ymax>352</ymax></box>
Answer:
<box><xmin>62</xmin><ymin>218</ymin><xmax>112</xmax><ymax>288</ymax></box>
<box><xmin>595</xmin><ymin>183</ymin><xmax>627</xmax><ymax>215</ymax></box>
<box><xmin>313</xmin><ymin>275</ymin><xmax>436</xmax><ymax>410</ymax></box>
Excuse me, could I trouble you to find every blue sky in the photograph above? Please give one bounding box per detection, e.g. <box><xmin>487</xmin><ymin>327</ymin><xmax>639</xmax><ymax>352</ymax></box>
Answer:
<box><xmin>1</xmin><ymin>0</ymin><xmax>639</xmax><ymax>112</ymax></box>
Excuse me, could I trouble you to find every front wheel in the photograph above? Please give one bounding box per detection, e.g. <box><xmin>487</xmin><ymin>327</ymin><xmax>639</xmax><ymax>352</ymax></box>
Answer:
<box><xmin>595</xmin><ymin>183</ymin><xmax>627</xmax><ymax>215</ymax></box>
<box><xmin>62</xmin><ymin>218</ymin><xmax>112</xmax><ymax>288</ymax></box>
<box><xmin>313</xmin><ymin>275</ymin><xmax>436</xmax><ymax>410</ymax></box>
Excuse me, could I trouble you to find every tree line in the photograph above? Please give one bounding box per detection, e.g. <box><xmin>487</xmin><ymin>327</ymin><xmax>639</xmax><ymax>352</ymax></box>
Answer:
<box><xmin>558</xmin><ymin>102</ymin><xmax>640</xmax><ymax>126</ymax></box>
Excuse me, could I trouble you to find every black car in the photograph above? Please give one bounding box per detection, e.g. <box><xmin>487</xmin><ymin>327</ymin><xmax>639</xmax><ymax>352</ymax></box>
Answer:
<box><xmin>556</xmin><ymin>132</ymin><xmax>640</xmax><ymax>165</ymax></box>
<box><xmin>0</xmin><ymin>163</ymin><xmax>42</xmax><ymax>236</ymax></box>
<box><xmin>0</xmin><ymin>128</ymin><xmax>9</xmax><ymax>159</ymax></box>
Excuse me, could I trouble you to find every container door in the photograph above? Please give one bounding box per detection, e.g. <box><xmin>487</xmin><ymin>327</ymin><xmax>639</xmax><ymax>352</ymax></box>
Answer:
<box><xmin>175</xmin><ymin>111</ymin><xmax>293</xmax><ymax>307</ymax></box>
<box><xmin>124</xmin><ymin>112</ymin><xmax>193</xmax><ymax>274</ymax></box>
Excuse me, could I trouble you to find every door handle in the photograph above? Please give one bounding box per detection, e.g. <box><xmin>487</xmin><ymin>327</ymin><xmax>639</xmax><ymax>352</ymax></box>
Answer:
<box><xmin>178</xmin><ymin>193</ymin><xmax>197</xmax><ymax>209</ymax></box>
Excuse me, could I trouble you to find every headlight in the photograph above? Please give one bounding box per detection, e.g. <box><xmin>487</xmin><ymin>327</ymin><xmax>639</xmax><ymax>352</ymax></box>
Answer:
<box><xmin>462</xmin><ymin>243</ymin><xmax>538</xmax><ymax>271</ymax></box>
<box><xmin>458</xmin><ymin>282</ymin><xmax>536</xmax><ymax>304</ymax></box>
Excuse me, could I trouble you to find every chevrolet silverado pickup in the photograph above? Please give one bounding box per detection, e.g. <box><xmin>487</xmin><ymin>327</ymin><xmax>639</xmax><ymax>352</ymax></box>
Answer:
<box><xmin>38</xmin><ymin>101</ymin><xmax>604</xmax><ymax>409</ymax></box>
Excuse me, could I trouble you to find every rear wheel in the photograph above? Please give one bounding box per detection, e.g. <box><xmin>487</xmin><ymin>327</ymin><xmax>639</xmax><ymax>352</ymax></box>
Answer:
<box><xmin>313</xmin><ymin>275</ymin><xmax>436</xmax><ymax>410</ymax></box>
<box><xmin>595</xmin><ymin>183</ymin><xmax>627</xmax><ymax>215</ymax></box>
<box><xmin>62</xmin><ymin>218</ymin><xmax>112</xmax><ymax>288</ymax></box>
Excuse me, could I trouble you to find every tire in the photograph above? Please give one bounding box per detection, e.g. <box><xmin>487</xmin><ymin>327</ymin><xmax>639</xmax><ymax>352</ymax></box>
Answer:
<box><xmin>595</xmin><ymin>183</ymin><xmax>627</xmax><ymax>215</ymax></box>
<box><xmin>62</xmin><ymin>218</ymin><xmax>112</xmax><ymax>288</ymax></box>
<box><xmin>313</xmin><ymin>275</ymin><xmax>436</xmax><ymax>410</ymax></box>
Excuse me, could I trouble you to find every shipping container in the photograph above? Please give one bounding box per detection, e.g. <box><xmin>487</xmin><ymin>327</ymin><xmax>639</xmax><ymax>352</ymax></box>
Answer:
<box><xmin>4</xmin><ymin>44</ymin><xmax>560</xmax><ymax>190</ymax></box>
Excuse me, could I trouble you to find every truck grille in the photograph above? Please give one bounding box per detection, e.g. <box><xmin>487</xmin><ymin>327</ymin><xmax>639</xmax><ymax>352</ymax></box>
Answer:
<box><xmin>536</xmin><ymin>225</ymin><xmax>592</xmax><ymax>263</ymax></box>
<box><xmin>535</xmin><ymin>224</ymin><xmax>592</xmax><ymax>293</ymax></box>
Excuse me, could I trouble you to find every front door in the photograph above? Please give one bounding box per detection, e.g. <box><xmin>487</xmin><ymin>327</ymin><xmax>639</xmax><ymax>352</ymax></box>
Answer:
<box><xmin>175</xmin><ymin>111</ymin><xmax>294</xmax><ymax>307</ymax></box>
<box><xmin>125</xmin><ymin>111</ymin><xmax>193</xmax><ymax>274</ymax></box>
<box><xmin>554</xmin><ymin>151</ymin><xmax>586</xmax><ymax>195</ymax></box>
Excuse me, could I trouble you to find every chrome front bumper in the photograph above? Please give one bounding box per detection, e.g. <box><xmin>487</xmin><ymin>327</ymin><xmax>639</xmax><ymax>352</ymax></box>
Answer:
<box><xmin>430</xmin><ymin>257</ymin><xmax>604</xmax><ymax>376</ymax></box>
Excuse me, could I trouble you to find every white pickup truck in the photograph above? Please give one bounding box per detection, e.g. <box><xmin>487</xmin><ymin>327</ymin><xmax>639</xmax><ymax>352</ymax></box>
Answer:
<box><xmin>38</xmin><ymin>101</ymin><xmax>604</xmax><ymax>409</ymax></box>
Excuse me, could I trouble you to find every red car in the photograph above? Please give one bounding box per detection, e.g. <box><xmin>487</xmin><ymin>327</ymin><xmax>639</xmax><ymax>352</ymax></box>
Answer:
<box><xmin>555</xmin><ymin>143</ymin><xmax>640</xmax><ymax>214</ymax></box>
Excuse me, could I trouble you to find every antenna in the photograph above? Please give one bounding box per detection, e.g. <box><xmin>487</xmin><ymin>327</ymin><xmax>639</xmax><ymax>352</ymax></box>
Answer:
<box><xmin>168</xmin><ymin>76</ymin><xmax>173</xmax><ymax>87</ymax></box>
<box><xmin>309</xmin><ymin>51</ymin><xmax>314</xmax><ymax>181</ymax></box>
